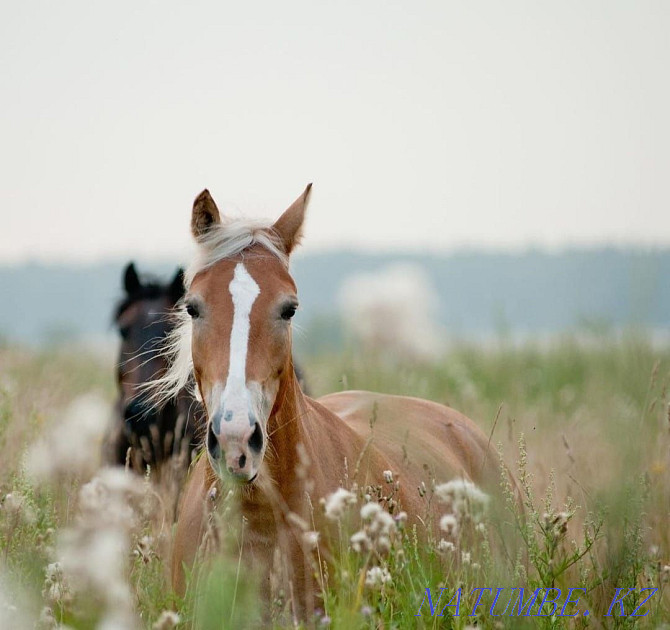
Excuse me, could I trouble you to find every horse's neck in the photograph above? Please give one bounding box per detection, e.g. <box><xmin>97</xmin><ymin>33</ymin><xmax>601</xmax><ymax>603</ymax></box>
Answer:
<box><xmin>265</xmin><ymin>368</ymin><xmax>309</xmax><ymax>494</ymax></box>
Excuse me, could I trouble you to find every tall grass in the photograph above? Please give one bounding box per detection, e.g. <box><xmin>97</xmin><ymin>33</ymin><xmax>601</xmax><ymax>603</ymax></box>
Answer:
<box><xmin>0</xmin><ymin>334</ymin><xmax>668</xmax><ymax>628</ymax></box>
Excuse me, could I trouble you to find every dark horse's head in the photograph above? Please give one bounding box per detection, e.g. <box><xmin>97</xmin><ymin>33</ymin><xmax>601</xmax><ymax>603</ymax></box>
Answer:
<box><xmin>113</xmin><ymin>262</ymin><xmax>185</xmax><ymax>466</ymax></box>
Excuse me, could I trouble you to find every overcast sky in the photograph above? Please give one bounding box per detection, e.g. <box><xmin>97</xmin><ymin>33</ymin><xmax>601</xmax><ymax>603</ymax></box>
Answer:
<box><xmin>1</xmin><ymin>1</ymin><xmax>668</xmax><ymax>263</ymax></box>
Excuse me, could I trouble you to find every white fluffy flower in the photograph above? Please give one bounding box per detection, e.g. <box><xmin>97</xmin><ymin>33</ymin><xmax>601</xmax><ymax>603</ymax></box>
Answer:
<box><xmin>54</xmin><ymin>468</ymin><xmax>148</xmax><ymax>628</ymax></box>
<box><xmin>437</xmin><ymin>539</ymin><xmax>455</xmax><ymax>553</ymax></box>
<box><xmin>1</xmin><ymin>492</ymin><xmax>35</xmax><ymax>525</ymax></box>
<box><xmin>434</xmin><ymin>479</ymin><xmax>489</xmax><ymax>523</ymax></box>
<box><xmin>360</xmin><ymin>502</ymin><xmax>395</xmax><ymax>537</ymax></box>
<box><xmin>323</xmin><ymin>488</ymin><xmax>357</xmax><ymax>520</ymax></box>
<box><xmin>439</xmin><ymin>514</ymin><xmax>458</xmax><ymax>538</ymax></box>
<box><xmin>303</xmin><ymin>531</ymin><xmax>320</xmax><ymax>550</ymax></box>
<box><xmin>25</xmin><ymin>393</ymin><xmax>109</xmax><ymax>482</ymax></box>
<box><xmin>383</xmin><ymin>470</ymin><xmax>393</xmax><ymax>483</ymax></box>
<box><xmin>153</xmin><ymin>610</ymin><xmax>181</xmax><ymax>630</ymax></box>
<box><xmin>365</xmin><ymin>566</ymin><xmax>392</xmax><ymax>588</ymax></box>
<box><xmin>360</xmin><ymin>502</ymin><xmax>382</xmax><ymax>521</ymax></box>
<box><xmin>350</xmin><ymin>530</ymin><xmax>370</xmax><ymax>553</ymax></box>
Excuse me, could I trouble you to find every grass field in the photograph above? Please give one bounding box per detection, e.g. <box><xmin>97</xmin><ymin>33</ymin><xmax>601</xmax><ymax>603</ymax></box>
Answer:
<box><xmin>0</xmin><ymin>334</ymin><xmax>669</xmax><ymax>629</ymax></box>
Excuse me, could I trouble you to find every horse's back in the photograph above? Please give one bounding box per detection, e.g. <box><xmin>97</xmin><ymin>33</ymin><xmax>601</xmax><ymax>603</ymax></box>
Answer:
<box><xmin>316</xmin><ymin>390</ymin><xmax>499</xmax><ymax>489</ymax></box>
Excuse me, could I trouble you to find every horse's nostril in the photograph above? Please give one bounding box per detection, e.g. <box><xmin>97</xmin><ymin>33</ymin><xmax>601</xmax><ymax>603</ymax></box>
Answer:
<box><xmin>207</xmin><ymin>424</ymin><xmax>221</xmax><ymax>459</ymax></box>
<box><xmin>238</xmin><ymin>454</ymin><xmax>246</xmax><ymax>469</ymax></box>
<box><xmin>248</xmin><ymin>422</ymin><xmax>263</xmax><ymax>453</ymax></box>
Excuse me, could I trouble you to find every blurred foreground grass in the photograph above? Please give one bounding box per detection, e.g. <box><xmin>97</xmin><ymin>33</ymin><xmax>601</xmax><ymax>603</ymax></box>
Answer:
<box><xmin>0</xmin><ymin>335</ymin><xmax>669</xmax><ymax>629</ymax></box>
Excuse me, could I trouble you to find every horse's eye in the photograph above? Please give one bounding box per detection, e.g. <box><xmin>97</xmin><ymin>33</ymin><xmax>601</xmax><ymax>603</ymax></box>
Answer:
<box><xmin>119</xmin><ymin>326</ymin><xmax>130</xmax><ymax>340</ymax></box>
<box><xmin>281</xmin><ymin>304</ymin><xmax>297</xmax><ymax>321</ymax></box>
<box><xmin>186</xmin><ymin>303</ymin><xmax>200</xmax><ymax>319</ymax></box>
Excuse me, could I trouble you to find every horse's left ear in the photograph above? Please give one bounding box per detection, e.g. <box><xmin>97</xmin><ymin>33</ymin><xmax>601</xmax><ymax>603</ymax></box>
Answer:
<box><xmin>191</xmin><ymin>189</ymin><xmax>222</xmax><ymax>240</ymax></box>
<box><xmin>169</xmin><ymin>267</ymin><xmax>186</xmax><ymax>303</ymax></box>
<box><xmin>272</xmin><ymin>184</ymin><xmax>312</xmax><ymax>255</ymax></box>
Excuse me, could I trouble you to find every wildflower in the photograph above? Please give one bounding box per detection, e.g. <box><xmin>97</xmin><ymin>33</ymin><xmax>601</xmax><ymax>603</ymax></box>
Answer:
<box><xmin>1</xmin><ymin>492</ymin><xmax>36</xmax><ymax>525</ymax></box>
<box><xmin>153</xmin><ymin>610</ymin><xmax>180</xmax><ymax>630</ymax></box>
<box><xmin>303</xmin><ymin>531</ymin><xmax>320</xmax><ymax>550</ymax></box>
<box><xmin>461</xmin><ymin>551</ymin><xmax>471</xmax><ymax>565</ymax></box>
<box><xmin>134</xmin><ymin>535</ymin><xmax>154</xmax><ymax>564</ymax></box>
<box><xmin>434</xmin><ymin>479</ymin><xmax>489</xmax><ymax>523</ymax></box>
<box><xmin>56</xmin><ymin>468</ymin><xmax>147</xmax><ymax>628</ymax></box>
<box><xmin>0</xmin><ymin>570</ymin><xmax>31</xmax><ymax>630</ymax></box>
<box><xmin>42</xmin><ymin>562</ymin><xmax>71</xmax><ymax>607</ymax></box>
<box><xmin>383</xmin><ymin>470</ymin><xmax>393</xmax><ymax>483</ymax></box>
<box><xmin>38</xmin><ymin>606</ymin><xmax>56</xmax><ymax>629</ymax></box>
<box><xmin>376</xmin><ymin>534</ymin><xmax>391</xmax><ymax>554</ymax></box>
<box><xmin>361</xmin><ymin>605</ymin><xmax>373</xmax><ymax>617</ymax></box>
<box><xmin>395</xmin><ymin>511</ymin><xmax>407</xmax><ymax>526</ymax></box>
<box><xmin>360</xmin><ymin>502</ymin><xmax>381</xmax><ymax>520</ymax></box>
<box><xmin>360</xmin><ymin>502</ymin><xmax>395</xmax><ymax>537</ymax></box>
<box><xmin>26</xmin><ymin>393</ymin><xmax>109</xmax><ymax>482</ymax></box>
<box><xmin>323</xmin><ymin>488</ymin><xmax>356</xmax><ymax>520</ymax></box>
<box><xmin>437</xmin><ymin>539</ymin><xmax>455</xmax><ymax>553</ymax></box>
<box><xmin>439</xmin><ymin>514</ymin><xmax>458</xmax><ymax>538</ymax></box>
<box><xmin>662</xmin><ymin>565</ymin><xmax>670</xmax><ymax>583</ymax></box>
<box><xmin>365</xmin><ymin>566</ymin><xmax>392</xmax><ymax>588</ymax></box>
<box><xmin>542</xmin><ymin>511</ymin><xmax>569</xmax><ymax>538</ymax></box>
<box><xmin>350</xmin><ymin>530</ymin><xmax>370</xmax><ymax>553</ymax></box>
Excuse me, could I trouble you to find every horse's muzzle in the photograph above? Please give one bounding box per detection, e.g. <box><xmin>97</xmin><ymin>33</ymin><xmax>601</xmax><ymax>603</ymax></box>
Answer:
<box><xmin>206</xmin><ymin>420</ymin><xmax>263</xmax><ymax>483</ymax></box>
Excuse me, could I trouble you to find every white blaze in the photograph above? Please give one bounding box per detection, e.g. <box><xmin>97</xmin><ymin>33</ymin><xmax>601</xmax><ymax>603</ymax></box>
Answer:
<box><xmin>215</xmin><ymin>263</ymin><xmax>260</xmax><ymax>433</ymax></box>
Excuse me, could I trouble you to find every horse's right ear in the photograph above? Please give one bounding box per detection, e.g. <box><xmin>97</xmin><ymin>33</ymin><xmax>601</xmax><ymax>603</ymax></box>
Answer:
<box><xmin>123</xmin><ymin>262</ymin><xmax>141</xmax><ymax>295</ymax></box>
<box><xmin>191</xmin><ymin>189</ymin><xmax>221</xmax><ymax>240</ymax></box>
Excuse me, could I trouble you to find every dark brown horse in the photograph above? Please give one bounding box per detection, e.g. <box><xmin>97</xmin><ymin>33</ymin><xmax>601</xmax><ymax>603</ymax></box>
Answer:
<box><xmin>104</xmin><ymin>262</ymin><xmax>205</xmax><ymax>472</ymax></box>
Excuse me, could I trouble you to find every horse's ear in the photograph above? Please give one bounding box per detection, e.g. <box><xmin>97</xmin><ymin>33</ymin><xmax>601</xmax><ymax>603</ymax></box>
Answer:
<box><xmin>191</xmin><ymin>189</ymin><xmax>222</xmax><ymax>240</ymax></box>
<box><xmin>169</xmin><ymin>267</ymin><xmax>186</xmax><ymax>303</ymax></box>
<box><xmin>123</xmin><ymin>262</ymin><xmax>141</xmax><ymax>295</ymax></box>
<box><xmin>272</xmin><ymin>183</ymin><xmax>312</xmax><ymax>255</ymax></box>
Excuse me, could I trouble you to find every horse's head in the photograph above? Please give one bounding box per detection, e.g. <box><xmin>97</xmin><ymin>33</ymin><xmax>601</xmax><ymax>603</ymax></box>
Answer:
<box><xmin>115</xmin><ymin>263</ymin><xmax>185</xmax><ymax>434</ymax></box>
<box><xmin>181</xmin><ymin>185</ymin><xmax>311</xmax><ymax>483</ymax></box>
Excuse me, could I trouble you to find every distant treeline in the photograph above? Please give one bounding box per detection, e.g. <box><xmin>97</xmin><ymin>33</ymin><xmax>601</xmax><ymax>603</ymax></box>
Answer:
<box><xmin>1</xmin><ymin>248</ymin><xmax>668</xmax><ymax>346</ymax></box>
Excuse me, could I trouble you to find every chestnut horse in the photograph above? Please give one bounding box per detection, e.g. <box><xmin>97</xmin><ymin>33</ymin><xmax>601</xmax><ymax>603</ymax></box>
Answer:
<box><xmin>162</xmin><ymin>186</ymin><xmax>505</xmax><ymax>616</ymax></box>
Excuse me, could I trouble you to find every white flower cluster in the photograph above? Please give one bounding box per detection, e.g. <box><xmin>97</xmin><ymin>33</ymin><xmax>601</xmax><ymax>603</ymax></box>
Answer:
<box><xmin>542</xmin><ymin>511</ymin><xmax>570</xmax><ymax>540</ymax></box>
<box><xmin>365</xmin><ymin>566</ymin><xmax>392</xmax><ymax>588</ymax></box>
<box><xmin>25</xmin><ymin>393</ymin><xmax>109</xmax><ymax>483</ymax></box>
<box><xmin>153</xmin><ymin>610</ymin><xmax>180</xmax><ymax>630</ymax></box>
<box><xmin>0</xmin><ymin>570</ymin><xmax>31</xmax><ymax>630</ymax></box>
<box><xmin>48</xmin><ymin>468</ymin><xmax>151</xmax><ymax>628</ymax></box>
<box><xmin>41</xmin><ymin>562</ymin><xmax>71</xmax><ymax>609</ymax></box>
<box><xmin>322</xmin><ymin>488</ymin><xmax>357</xmax><ymax>521</ymax></box>
<box><xmin>434</xmin><ymin>478</ymin><xmax>489</xmax><ymax>524</ymax></box>
<box><xmin>350</xmin><ymin>502</ymin><xmax>397</xmax><ymax>555</ymax></box>
<box><xmin>434</xmin><ymin>478</ymin><xmax>489</xmax><ymax>563</ymax></box>
<box><xmin>1</xmin><ymin>491</ymin><xmax>36</xmax><ymax>526</ymax></box>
